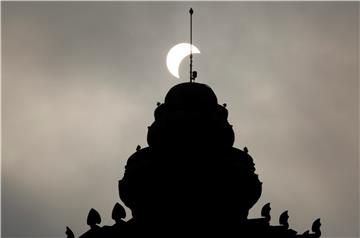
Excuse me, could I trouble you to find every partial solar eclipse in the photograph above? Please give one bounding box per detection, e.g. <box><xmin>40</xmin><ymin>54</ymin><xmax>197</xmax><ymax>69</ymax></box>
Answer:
<box><xmin>166</xmin><ymin>43</ymin><xmax>200</xmax><ymax>78</ymax></box>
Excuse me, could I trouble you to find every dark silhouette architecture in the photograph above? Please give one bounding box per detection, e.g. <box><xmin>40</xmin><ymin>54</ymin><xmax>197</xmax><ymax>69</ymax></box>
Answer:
<box><xmin>66</xmin><ymin>8</ymin><xmax>321</xmax><ymax>238</ymax></box>
<box><xmin>66</xmin><ymin>82</ymin><xmax>321</xmax><ymax>238</ymax></box>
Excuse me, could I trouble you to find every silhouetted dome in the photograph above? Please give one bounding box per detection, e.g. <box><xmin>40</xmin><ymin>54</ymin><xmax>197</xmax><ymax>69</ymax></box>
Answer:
<box><xmin>164</xmin><ymin>82</ymin><xmax>218</xmax><ymax>108</ymax></box>
<box><xmin>120</xmin><ymin>80</ymin><xmax>262</xmax><ymax>231</ymax></box>
<box><xmin>149</xmin><ymin>82</ymin><xmax>234</xmax><ymax>148</ymax></box>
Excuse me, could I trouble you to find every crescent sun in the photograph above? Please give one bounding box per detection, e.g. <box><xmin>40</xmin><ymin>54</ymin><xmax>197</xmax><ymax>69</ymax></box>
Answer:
<box><xmin>166</xmin><ymin>43</ymin><xmax>200</xmax><ymax>78</ymax></box>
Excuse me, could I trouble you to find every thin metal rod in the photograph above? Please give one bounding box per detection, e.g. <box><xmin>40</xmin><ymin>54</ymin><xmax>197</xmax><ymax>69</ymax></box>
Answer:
<box><xmin>189</xmin><ymin>8</ymin><xmax>193</xmax><ymax>83</ymax></box>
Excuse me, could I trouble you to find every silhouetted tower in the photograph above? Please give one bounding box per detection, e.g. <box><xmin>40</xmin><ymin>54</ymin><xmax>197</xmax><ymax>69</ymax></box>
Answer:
<box><xmin>66</xmin><ymin>8</ymin><xmax>322</xmax><ymax>238</ymax></box>
<box><xmin>119</xmin><ymin>81</ymin><xmax>262</xmax><ymax>237</ymax></box>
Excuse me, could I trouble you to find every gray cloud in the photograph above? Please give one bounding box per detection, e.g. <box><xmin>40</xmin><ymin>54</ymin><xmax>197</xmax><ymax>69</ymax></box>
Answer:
<box><xmin>2</xmin><ymin>2</ymin><xmax>358</xmax><ymax>237</ymax></box>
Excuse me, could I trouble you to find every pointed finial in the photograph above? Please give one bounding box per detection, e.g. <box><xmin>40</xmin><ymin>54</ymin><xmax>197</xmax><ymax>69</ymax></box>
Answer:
<box><xmin>112</xmin><ymin>202</ymin><xmax>126</xmax><ymax>222</ymax></box>
<box><xmin>244</xmin><ymin>147</ymin><xmax>248</xmax><ymax>153</ymax></box>
<box><xmin>136</xmin><ymin>145</ymin><xmax>141</xmax><ymax>151</ymax></box>
<box><xmin>87</xmin><ymin>208</ymin><xmax>101</xmax><ymax>227</ymax></box>
<box><xmin>189</xmin><ymin>8</ymin><xmax>195</xmax><ymax>82</ymax></box>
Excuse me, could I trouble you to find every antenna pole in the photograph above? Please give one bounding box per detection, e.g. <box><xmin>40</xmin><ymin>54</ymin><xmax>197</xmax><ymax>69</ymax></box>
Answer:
<box><xmin>189</xmin><ymin>8</ymin><xmax>193</xmax><ymax>83</ymax></box>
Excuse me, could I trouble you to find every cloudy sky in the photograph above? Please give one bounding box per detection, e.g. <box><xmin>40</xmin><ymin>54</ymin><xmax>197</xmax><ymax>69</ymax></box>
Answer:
<box><xmin>2</xmin><ymin>2</ymin><xmax>358</xmax><ymax>238</ymax></box>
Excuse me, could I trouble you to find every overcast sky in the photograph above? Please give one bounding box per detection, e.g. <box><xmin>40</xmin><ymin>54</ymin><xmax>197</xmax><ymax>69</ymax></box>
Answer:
<box><xmin>2</xmin><ymin>2</ymin><xmax>358</xmax><ymax>238</ymax></box>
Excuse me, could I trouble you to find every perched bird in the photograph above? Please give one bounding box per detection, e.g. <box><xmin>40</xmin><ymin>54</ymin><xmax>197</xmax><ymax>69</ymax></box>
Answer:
<box><xmin>312</xmin><ymin>218</ymin><xmax>322</xmax><ymax>237</ymax></box>
<box><xmin>298</xmin><ymin>219</ymin><xmax>321</xmax><ymax>238</ymax></box>
<box><xmin>279</xmin><ymin>211</ymin><xmax>289</xmax><ymax>229</ymax></box>
<box><xmin>279</xmin><ymin>211</ymin><xmax>298</xmax><ymax>236</ymax></box>
<box><xmin>192</xmin><ymin>71</ymin><xmax>198</xmax><ymax>80</ymax></box>
<box><xmin>245</xmin><ymin>202</ymin><xmax>271</xmax><ymax>230</ymax></box>
<box><xmin>136</xmin><ymin>145</ymin><xmax>141</xmax><ymax>151</ymax></box>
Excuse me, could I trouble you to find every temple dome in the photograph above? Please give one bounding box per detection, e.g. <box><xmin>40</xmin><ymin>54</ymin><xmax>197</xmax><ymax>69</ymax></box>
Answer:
<box><xmin>164</xmin><ymin>82</ymin><xmax>218</xmax><ymax>108</ymax></box>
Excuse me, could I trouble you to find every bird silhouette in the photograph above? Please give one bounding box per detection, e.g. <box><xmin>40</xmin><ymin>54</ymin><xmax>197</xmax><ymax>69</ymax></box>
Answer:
<box><xmin>312</xmin><ymin>218</ymin><xmax>322</xmax><ymax>237</ymax></box>
<box><xmin>279</xmin><ymin>210</ymin><xmax>289</xmax><ymax>229</ymax></box>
